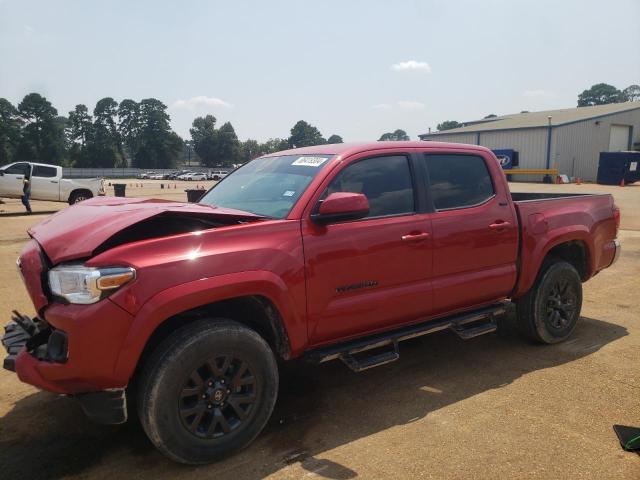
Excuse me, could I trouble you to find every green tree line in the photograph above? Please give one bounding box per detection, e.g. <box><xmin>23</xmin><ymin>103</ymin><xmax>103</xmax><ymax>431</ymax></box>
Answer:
<box><xmin>1</xmin><ymin>94</ymin><xmax>184</xmax><ymax>168</ymax></box>
<box><xmin>3</xmin><ymin>93</ymin><xmax>421</xmax><ymax>168</ymax></box>
<box><xmin>0</xmin><ymin>94</ymin><xmax>350</xmax><ymax>168</ymax></box>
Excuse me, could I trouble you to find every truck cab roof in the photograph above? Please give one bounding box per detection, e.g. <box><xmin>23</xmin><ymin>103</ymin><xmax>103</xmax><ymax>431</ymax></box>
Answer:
<box><xmin>268</xmin><ymin>141</ymin><xmax>492</xmax><ymax>158</ymax></box>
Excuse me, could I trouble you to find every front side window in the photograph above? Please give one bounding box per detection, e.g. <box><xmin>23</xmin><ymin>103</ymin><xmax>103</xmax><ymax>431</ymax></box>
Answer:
<box><xmin>3</xmin><ymin>163</ymin><xmax>30</xmax><ymax>175</ymax></box>
<box><xmin>323</xmin><ymin>155</ymin><xmax>414</xmax><ymax>218</ymax></box>
<box><xmin>199</xmin><ymin>154</ymin><xmax>333</xmax><ymax>218</ymax></box>
<box><xmin>424</xmin><ymin>154</ymin><xmax>494</xmax><ymax>210</ymax></box>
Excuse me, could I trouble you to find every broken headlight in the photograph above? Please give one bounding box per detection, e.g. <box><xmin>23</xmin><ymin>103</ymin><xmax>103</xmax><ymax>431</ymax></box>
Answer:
<box><xmin>48</xmin><ymin>265</ymin><xmax>136</xmax><ymax>304</ymax></box>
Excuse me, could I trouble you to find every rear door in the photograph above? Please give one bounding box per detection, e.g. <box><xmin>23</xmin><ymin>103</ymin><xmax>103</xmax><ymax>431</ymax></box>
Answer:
<box><xmin>302</xmin><ymin>152</ymin><xmax>434</xmax><ymax>345</ymax></box>
<box><xmin>609</xmin><ymin>125</ymin><xmax>631</xmax><ymax>151</ymax></box>
<box><xmin>420</xmin><ymin>152</ymin><xmax>518</xmax><ymax>314</ymax></box>
<box><xmin>30</xmin><ymin>164</ymin><xmax>60</xmax><ymax>201</ymax></box>
<box><xmin>0</xmin><ymin>162</ymin><xmax>30</xmax><ymax>198</ymax></box>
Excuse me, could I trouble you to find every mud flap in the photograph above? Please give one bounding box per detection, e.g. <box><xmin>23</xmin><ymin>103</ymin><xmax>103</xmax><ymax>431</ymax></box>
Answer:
<box><xmin>74</xmin><ymin>389</ymin><xmax>128</xmax><ymax>425</ymax></box>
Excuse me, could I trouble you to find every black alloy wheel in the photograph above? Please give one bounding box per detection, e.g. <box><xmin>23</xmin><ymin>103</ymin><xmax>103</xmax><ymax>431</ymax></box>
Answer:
<box><xmin>545</xmin><ymin>278</ymin><xmax>578</xmax><ymax>331</ymax></box>
<box><xmin>179</xmin><ymin>355</ymin><xmax>257</xmax><ymax>439</ymax></box>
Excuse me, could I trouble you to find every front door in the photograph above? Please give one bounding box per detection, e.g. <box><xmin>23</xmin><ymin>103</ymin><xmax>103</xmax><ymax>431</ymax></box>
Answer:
<box><xmin>0</xmin><ymin>162</ymin><xmax>30</xmax><ymax>198</ymax></box>
<box><xmin>421</xmin><ymin>152</ymin><xmax>519</xmax><ymax>314</ymax></box>
<box><xmin>302</xmin><ymin>153</ymin><xmax>433</xmax><ymax>346</ymax></box>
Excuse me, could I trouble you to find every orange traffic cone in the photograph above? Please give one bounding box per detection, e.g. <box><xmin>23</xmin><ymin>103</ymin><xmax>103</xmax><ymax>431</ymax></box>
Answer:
<box><xmin>576</xmin><ymin>177</ymin><xmax>582</xmax><ymax>185</ymax></box>
<box><xmin>620</xmin><ymin>178</ymin><xmax>625</xmax><ymax>187</ymax></box>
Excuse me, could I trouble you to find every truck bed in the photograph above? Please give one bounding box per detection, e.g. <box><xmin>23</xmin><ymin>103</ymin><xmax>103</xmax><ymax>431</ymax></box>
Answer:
<box><xmin>510</xmin><ymin>191</ymin><xmax>617</xmax><ymax>297</ymax></box>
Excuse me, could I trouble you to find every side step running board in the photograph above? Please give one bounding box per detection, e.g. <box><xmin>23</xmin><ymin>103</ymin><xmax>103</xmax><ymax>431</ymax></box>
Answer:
<box><xmin>340</xmin><ymin>343</ymin><xmax>400</xmax><ymax>372</ymax></box>
<box><xmin>305</xmin><ymin>302</ymin><xmax>509</xmax><ymax>369</ymax></box>
<box><xmin>450</xmin><ymin>319</ymin><xmax>497</xmax><ymax>340</ymax></box>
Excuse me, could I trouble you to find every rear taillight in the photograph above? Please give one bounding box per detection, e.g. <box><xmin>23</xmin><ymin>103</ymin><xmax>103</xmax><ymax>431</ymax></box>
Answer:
<box><xmin>613</xmin><ymin>205</ymin><xmax>620</xmax><ymax>233</ymax></box>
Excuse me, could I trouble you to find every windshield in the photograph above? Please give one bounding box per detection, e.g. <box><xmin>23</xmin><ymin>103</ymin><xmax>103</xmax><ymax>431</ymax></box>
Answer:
<box><xmin>199</xmin><ymin>154</ymin><xmax>333</xmax><ymax>218</ymax></box>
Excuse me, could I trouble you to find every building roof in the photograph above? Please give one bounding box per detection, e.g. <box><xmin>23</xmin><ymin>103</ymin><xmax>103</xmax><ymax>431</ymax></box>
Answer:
<box><xmin>421</xmin><ymin>102</ymin><xmax>640</xmax><ymax>137</ymax></box>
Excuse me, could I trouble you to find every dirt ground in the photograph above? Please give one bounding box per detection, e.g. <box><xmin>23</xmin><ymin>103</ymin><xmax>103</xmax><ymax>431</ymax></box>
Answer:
<box><xmin>0</xmin><ymin>180</ymin><xmax>638</xmax><ymax>479</ymax></box>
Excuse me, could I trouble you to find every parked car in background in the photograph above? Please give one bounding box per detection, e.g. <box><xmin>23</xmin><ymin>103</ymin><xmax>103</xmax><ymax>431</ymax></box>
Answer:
<box><xmin>176</xmin><ymin>171</ymin><xmax>194</xmax><ymax>180</ymax></box>
<box><xmin>0</xmin><ymin>161</ymin><xmax>105</xmax><ymax>204</ymax></box>
<box><xmin>209</xmin><ymin>170</ymin><xmax>229</xmax><ymax>181</ymax></box>
<box><xmin>150</xmin><ymin>173</ymin><xmax>164</xmax><ymax>180</ymax></box>
<box><xmin>2</xmin><ymin>142</ymin><xmax>621</xmax><ymax>464</ymax></box>
<box><xmin>138</xmin><ymin>171</ymin><xmax>156</xmax><ymax>179</ymax></box>
<box><xmin>182</xmin><ymin>172</ymin><xmax>207</xmax><ymax>181</ymax></box>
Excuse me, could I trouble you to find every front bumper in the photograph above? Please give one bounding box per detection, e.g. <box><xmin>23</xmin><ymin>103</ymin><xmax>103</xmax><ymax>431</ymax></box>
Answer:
<box><xmin>2</xmin><ymin>312</ymin><xmax>62</xmax><ymax>373</ymax></box>
<box><xmin>2</xmin><ymin>311</ymin><xmax>128</xmax><ymax>424</ymax></box>
<box><xmin>2</xmin><ymin>301</ymin><xmax>133</xmax><ymax>394</ymax></box>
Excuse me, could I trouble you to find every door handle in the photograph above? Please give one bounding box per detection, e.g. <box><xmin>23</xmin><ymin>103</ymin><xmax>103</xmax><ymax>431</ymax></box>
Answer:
<box><xmin>489</xmin><ymin>221</ymin><xmax>511</xmax><ymax>230</ymax></box>
<box><xmin>50</xmin><ymin>180</ymin><xmax>58</xmax><ymax>183</ymax></box>
<box><xmin>401</xmin><ymin>232</ymin><xmax>430</xmax><ymax>242</ymax></box>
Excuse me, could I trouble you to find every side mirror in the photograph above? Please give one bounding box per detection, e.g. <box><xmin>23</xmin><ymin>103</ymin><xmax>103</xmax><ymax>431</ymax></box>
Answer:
<box><xmin>311</xmin><ymin>192</ymin><xmax>369</xmax><ymax>225</ymax></box>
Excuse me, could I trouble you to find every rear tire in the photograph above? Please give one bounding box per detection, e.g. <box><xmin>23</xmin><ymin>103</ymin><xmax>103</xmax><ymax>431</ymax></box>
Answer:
<box><xmin>137</xmin><ymin>319</ymin><xmax>279</xmax><ymax>464</ymax></box>
<box><xmin>69</xmin><ymin>190</ymin><xmax>92</xmax><ymax>204</ymax></box>
<box><xmin>516</xmin><ymin>259</ymin><xmax>582</xmax><ymax>344</ymax></box>
<box><xmin>516</xmin><ymin>260</ymin><xmax>582</xmax><ymax>344</ymax></box>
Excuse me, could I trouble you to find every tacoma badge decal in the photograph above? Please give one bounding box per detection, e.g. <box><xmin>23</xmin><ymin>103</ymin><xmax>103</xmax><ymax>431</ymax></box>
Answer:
<box><xmin>336</xmin><ymin>280</ymin><xmax>379</xmax><ymax>293</ymax></box>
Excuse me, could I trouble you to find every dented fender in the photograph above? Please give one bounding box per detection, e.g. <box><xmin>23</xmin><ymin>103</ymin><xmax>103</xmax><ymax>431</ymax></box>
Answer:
<box><xmin>112</xmin><ymin>270</ymin><xmax>306</xmax><ymax>384</ymax></box>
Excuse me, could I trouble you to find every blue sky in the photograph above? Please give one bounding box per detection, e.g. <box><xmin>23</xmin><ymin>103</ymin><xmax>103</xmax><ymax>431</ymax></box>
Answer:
<box><xmin>1</xmin><ymin>0</ymin><xmax>639</xmax><ymax>142</ymax></box>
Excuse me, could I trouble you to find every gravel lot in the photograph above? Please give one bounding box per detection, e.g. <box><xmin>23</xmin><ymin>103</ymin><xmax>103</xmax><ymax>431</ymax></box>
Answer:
<box><xmin>0</xmin><ymin>180</ymin><xmax>638</xmax><ymax>479</ymax></box>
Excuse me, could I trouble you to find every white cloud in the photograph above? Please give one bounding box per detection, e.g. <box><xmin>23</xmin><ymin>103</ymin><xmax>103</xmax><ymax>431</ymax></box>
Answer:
<box><xmin>371</xmin><ymin>103</ymin><xmax>392</xmax><ymax>110</ymax></box>
<box><xmin>397</xmin><ymin>100</ymin><xmax>425</xmax><ymax>110</ymax></box>
<box><xmin>170</xmin><ymin>96</ymin><xmax>233</xmax><ymax>110</ymax></box>
<box><xmin>391</xmin><ymin>60</ymin><xmax>431</xmax><ymax>72</ymax></box>
<box><xmin>523</xmin><ymin>89</ymin><xmax>553</xmax><ymax>98</ymax></box>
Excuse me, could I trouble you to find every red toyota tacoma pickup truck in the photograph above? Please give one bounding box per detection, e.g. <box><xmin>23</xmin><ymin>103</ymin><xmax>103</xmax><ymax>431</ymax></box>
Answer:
<box><xmin>3</xmin><ymin>142</ymin><xmax>620</xmax><ymax>463</ymax></box>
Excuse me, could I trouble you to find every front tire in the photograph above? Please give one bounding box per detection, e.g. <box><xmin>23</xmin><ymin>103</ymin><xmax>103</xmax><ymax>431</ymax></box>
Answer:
<box><xmin>516</xmin><ymin>260</ymin><xmax>582</xmax><ymax>344</ymax></box>
<box><xmin>137</xmin><ymin>319</ymin><xmax>279</xmax><ymax>464</ymax></box>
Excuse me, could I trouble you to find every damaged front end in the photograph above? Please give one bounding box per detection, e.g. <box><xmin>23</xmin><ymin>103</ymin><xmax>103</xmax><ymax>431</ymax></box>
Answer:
<box><xmin>2</xmin><ymin>311</ymin><xmax>127</xmax><ymax>424</ymax></box>
<box><xmin>2</xmin><ymin>311</ymin><xmax>66</xmax><ymax>372</ymax></box>
<box><xmin>4</xmin><ymin>197</ymin><xmax>270</xmax><ymax>425</ymax></box>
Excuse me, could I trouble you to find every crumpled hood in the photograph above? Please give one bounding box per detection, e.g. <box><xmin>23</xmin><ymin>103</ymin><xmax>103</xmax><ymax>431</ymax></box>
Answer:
<box><xmin>29</xmin><ymin>196</ymin><xmax>262</xmax><ymax>264</ymax></box>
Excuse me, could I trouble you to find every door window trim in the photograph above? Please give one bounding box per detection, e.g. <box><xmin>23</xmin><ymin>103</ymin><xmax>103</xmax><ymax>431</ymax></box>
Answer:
<box><xmin>312</xmin><ymin>152</ymin><xmax>420</xmax><ymax>223</ymax></box>
<box><xmin>422</xmin><ymin>152</ymin><xmax>497</xmax><ymax>212</ymax></box>
<box><xmin>32</xmin><ymin>165</ymin><xmax>57</xmax><ymax>178</ymax></box>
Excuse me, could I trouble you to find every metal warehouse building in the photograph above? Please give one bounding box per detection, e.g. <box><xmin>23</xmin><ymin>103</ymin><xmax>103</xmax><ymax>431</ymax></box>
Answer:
<box><xmin>419</xmin><ymin>102</ymin><xmax>640</xmax><ymax>182</ymax></box>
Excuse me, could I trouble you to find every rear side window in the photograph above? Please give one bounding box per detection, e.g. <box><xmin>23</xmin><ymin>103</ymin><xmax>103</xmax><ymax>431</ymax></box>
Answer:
<box><xmin>32</xmin><ymin>165</ymin><xmax>57</xmax><ymax>178</ymax></box>
<box><xmin>324</xmin><ymin>155</ymin><xmax>414</xmax><ymax>218</ymax></box>
<box><xmin>424</xmin><ymin>154</ymin><xmax>494</xmax><ymax>210</ymax></box>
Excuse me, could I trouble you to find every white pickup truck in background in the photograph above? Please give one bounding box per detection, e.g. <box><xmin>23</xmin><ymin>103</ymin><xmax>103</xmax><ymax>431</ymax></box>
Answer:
<box><xmin>0</xmin><ymin>162</ymin><xmax>105</xmax><ymax>204</ymax></box>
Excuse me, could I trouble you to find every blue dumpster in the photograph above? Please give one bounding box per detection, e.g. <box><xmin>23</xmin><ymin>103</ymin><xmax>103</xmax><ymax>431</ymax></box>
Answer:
<box><xmin>597</xmin><ymin>152</ymin><xmax>640</xmax><ymax>185</ymax></box>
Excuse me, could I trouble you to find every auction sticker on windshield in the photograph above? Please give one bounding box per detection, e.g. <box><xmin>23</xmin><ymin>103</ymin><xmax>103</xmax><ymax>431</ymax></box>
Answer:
<box><xmin>292</xmin><ymin>156</ymin><xmax>329</xmax><ymax>167</ymax></box>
